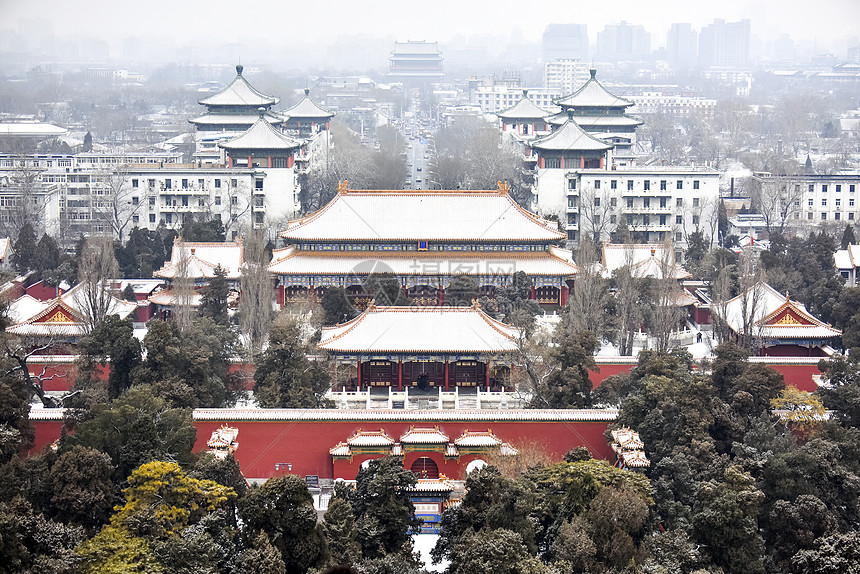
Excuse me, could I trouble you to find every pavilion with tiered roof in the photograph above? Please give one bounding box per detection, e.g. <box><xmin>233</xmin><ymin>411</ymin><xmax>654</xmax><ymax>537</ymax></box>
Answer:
<box><xmin>190</xmin><ymin>64</ymin><xmax>281</xmax><ymax>134</ymax></box>
<box><xmin>269</xmin><ymin>181</ymin><xmax>577</xmax><ymax>308</ymax></box>
<box><xmin>282</xmin><ymin>88</ymin><xmax>335</xmax><ymax>137</ymax></box>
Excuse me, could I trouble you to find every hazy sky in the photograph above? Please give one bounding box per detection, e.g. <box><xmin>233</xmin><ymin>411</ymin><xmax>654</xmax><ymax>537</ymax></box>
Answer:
<box><xmin>3</xmin><ymin>0</ymin><xmax>859</xmax><ymax>50</ymax></box>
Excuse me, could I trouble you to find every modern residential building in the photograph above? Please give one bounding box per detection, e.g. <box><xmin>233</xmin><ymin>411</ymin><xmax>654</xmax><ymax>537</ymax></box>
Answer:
<box><xmin>541</xmin><ymin>24</ymin><xmax>589</xmax><ymax>62</ymax></box>
<box><xmin>472</xmin><ymin>85</ymin><xmax>561</xmax><ymax>114</ymax></box>
<box><xmin>543</xmin><ymin>59</ymin><xmax>591</xmax><ymax>94</ymax></box>
<box><xmin>752</xmin><ymin>171</ymin><xmax>860</xmax><ymax>230</ymax></box>
<box><xmin>698</xmin><ymin>19</ymin><xmax>751</xmax><ymax>68</ymax></box>
<box><xmin>666</xmin><ymin>23</ymin><xmax>698</xmax><ymax>70</ymax></box>
<box><xmin>595</xmin><ymin>21</ymin><xmax>651</xmax><ymax>62</ymax></box>
<box><xmin>628</xmin><ymin>92</ymin><xmax>717</xmax><ymax>119</ymax></box>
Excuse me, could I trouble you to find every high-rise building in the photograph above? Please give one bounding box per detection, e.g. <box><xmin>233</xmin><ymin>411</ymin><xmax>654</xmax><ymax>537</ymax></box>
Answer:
<box><xmin>666</xmin><ymin>23</ymin><xmax>698</xmax><ymax>69</ymax></box>
<box><xmin>388</xmin><ymin>41</ymin><xmax>444</xmax><ymax>81</ymax></box>
<box><xmin>698</xmin><ymin>19</ymin><xmax>751</xmax><ymax>68</ymax></box>
<box><xmin>596</xmin><ymin>21</ymin><xmax>651</xmax><ymax>62</ymax></box>
<box><xmin>541</xmin><ymin>24</ymin><xmax>589</xmax><ymax>62</ymax></box>
<box><xmin>543</xmin><ymin>59</ymin><xmax>590</xmax><ymax>94</ymax></box>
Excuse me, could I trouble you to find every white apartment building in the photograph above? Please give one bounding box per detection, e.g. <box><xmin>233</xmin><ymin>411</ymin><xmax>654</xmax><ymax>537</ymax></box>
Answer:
<box><xmin>533</xmin><ymin>166</ymin><xmax>721</xmax><ymax>248</ymax></box>
<box><xmin>473</xmin><ymin>86</ymin><xmax>561</xmax><ymax>114</ymax></box>
<box><xmin>628</xmin><ymin>92</ymin><xmax>717</xmax><ymax>119</ymax></box>
<box><xmin>753</xmin><ymin>171</ymin><xmax>860</xmax><ymax>230</ymax></box>
<box><xmin>543</xmin><ymin>59</ymin><xmax>591</xmax><ymax>94</ymax></box>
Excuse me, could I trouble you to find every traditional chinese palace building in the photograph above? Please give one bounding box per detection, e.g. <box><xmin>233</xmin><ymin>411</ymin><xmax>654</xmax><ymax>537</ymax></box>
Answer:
<box><xmin>716</xmin><ymin>281</ymin><xmax>841</xmax><ymax>357</ymax></box>
<box><xmin>318</xmin><ymin>302</ymin><xmax>520</xmax><ymax>393</ymax></box>
<box><xmin>269</xmin><ymin>182</ymin><xmax>577</xmax><ymax>308</ymax></box>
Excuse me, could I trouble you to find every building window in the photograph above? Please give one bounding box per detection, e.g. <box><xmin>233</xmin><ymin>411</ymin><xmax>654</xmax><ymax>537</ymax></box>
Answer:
<box><xmin>850</xmin><ymin>213</ymin><xmax>855</xmax><ymax>220</ymax></box>
<box><xmin>627</xmin><ymin>199</ymin><xmax>634</xmax><ymax>208</ymax></box>
<box><xmin>215</xmin><ymin>196</ymin><xmax>221</xmax><ymax>206</ymax></box>
<box><xmin>610</xmin><ymin>215</ymin><xmax>617</xmax><ymax>224</ymax></box>
<box><xmin>611</xmin><ymin>180</ymin><xmax>617</xmax><ymax>189</ymax></box>
<box><xmin>181</xmin><ymin>178</ymin><xmax>189</xmax><ymax>189</ymax></box>
<box><xmin>677</xmin><ymin>180</ymin><xmax>683</xmax><ymax>190</ymax></box>
<box><xmin>837</xmin><ymin>185</ymin><xmax>842</xmax><ymax>192</ymax></box>
<box><xmin>808</xmin><ymin>212</ymin><xmax>813</xmax><ymax>220</ymax></box>
<box><xmin>809</xmin><ymin>198</ymin><xmax>814</xmax><ymax>206</ymax></box>
<box><xmin>836</xmin><ymin>212</ymin><xmax>841</xmax><ymax>220</ymax></box>
<box><xmin>255</xmin><ymin>179</ymin><xmax>264</xmax><ymax>190</ymax></box>
<box><xmin>836</xmin><ymin>199</ymin><xmax>841</xmax><ymax>207</ymax></box>
<box><xmin>676</xmin><ymin>198</ymin><xmax>683</xmax><ymax>207</ymax></box>
<box><xmin>198</xmin><ymin>198</ymin><xmax>205</xmax><ymax>207</ymax></box>
<box><xmin>594</xmin><ymin>215</ymin><xmax>601</xmax><ymax>224</ymax></box>
<box><xmin>132</xmin><ymin>215</ymin><xmax>139</xmax><ymax>224</ymax></box>
<box><xmin>644</xmin><ymin>198</ymin><xmax>651</xmax><ymax>208</ymax></box>
<box><xmin>132</xmin><ymin>179</ymin><xmax>138</xmax><ymax>188</ymax></box>
<box><xmin>692</xmin><ymin>198</ymin><xmax>699</xmax><ymax>207</ymax></box>
<box><xmin>693</xmin><ymin>180</ymin><xmax>700</xmax><ymax>190</ymax></box>
<box><xmin>568</xmin><ymin>179</ymin><xmax>577</xmax><ymax>190</ymax></box>
<box><xmin>132</xmin><ymin>197</ymin><xmax>139</xmax><ymax>205</ymax></box>
<box><xmin>594</xmin><ymin>180</ymin><xmax>601</xmax><ymax>189</ymax></box>
<box><xmin>594</xmin><ymin>197</ymin><xmax>601</xmax><ymax>207</ymax></box>
<box><xmin>643</xmin><ymin>215</ymin><xmax>650</xmax><ymax>225</ymax></box>
<box><xmin>231</xmin><ymin>196</ymin><xmax>238</xmax><ymax>205</ymax></box>
<box><xmin>627</xmin><ymin>180</ymin><xmax>634</xmax><ymax>190</ymax></box>
<box><xmin>644</xmin><ymin>181</ymin><xmax>651</xmax><ymax>191</ymax></box>
<box><xmin>676</xmin><ymin>215</ymin><xmax>683</xmax><ymax>224</ymax></box>
<box><xmin>568</xmin><ymin>214</ymin><xmax>577</xmax><ymax>224</ymax></box>
<box><xmin>676</xmin><ymin>232</ymin><xmax>683</xmax><ymax>241</ymax></box>
<box><xmin>809</xmin><ymin>184</ymin><xmax>815</xmax><ymax>193</ymax></box>
<box><xmin>851</xmin><ymin>185</ymin><xmax>856</xmax><ymax>193</ymax></box>
<box><xmin>255</xmin><ymin>212</ymin><xmax>264</xmax><ymax>224</ymax></box>
<box><xmin>545</xmin><ymin>158</ymin><xmax>561</xmax><ymax>169</ymax></box>
<box><xmin>660</xmin><ymin>198</ymin><xmax>667</xmax><ymax>208</ymax></box>
<box><xmin>692</xmin><ymin>215</ymin><xmax>700</xmax><ymax>225</ymax></box>
<box><xmin>851</xmin><ymin>199</ymin><xmax>855</xmax><ymax>207</ymax></box>
<box><xmin>660</xmin><ymin>180</ymin><xmax>667</xmax><ymax>190</ymax></box>
<box><xmin>823</xmin><ymin>185</ymin><xmax>828</xmax><ymax>192</ymax></box>
<box><xmin>149</xmin><ymin>197</ymin><xmax>156</xmax><ymax>206</ymax></box>
<box><xmin>254</xmin><ymin>195</ymin><xmax>264</xmax><ymax>207</ymax></box>
<box><xmin>660</xmin><ymin>215</ymin><xmax>667</xmax><ymax>225</ymax></box>
<box><xmin>567</xmin><ymin>230</ymin><xmax>577</xmax><ymax>240</ymax></box>
<box><xmin>164</xmin><ymin>179</ymin><xmax>171</xmax><ymax>189</ymax></box>
<box><xmin>231</xmin><ymin>179</ymin><xmax>238</xmax><ymax>188</ymax></box>
<box><xmin>215</xmin><ymin>179</ymin><xmax>221</xmax><ymax>188</ymax></box>
<box><xmin>610</xmin><ymin>197</ymin><xmax>617</xmax><ymax>207</ymax></box>
<box><xmin>822</xmin><ymin>199</ymin><xmax>827</xmax><ymax>206</ymax></box>
<box><xmin>821</xmin><ymin>213</ymin><xmax>827</xmax><ymax>220</ymax></box>
<box><xmin>149</xmin><ymin>214</ymin><xmax>156</xmax><ymax>223</ymax></box>
<box><xmin>165</xmin><ymin>213</ymin><xmax>173</xmax><ymax>224</ymax></box>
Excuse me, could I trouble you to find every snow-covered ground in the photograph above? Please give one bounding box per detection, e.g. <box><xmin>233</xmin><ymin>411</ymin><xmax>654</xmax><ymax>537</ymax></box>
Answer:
<box><xmin>413</xmin><ymin>534</ymin><xmax>448</xmax><ymax>573</ymax></box>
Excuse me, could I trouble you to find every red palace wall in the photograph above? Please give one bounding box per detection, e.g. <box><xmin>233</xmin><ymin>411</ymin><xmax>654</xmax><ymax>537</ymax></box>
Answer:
<box><xmin>193</xmin><ymin>413</ymin><xmax>615</xmax><ymax>480</ymax></box>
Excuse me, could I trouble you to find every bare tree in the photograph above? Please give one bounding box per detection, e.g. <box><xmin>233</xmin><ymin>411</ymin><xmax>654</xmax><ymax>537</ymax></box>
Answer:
<box><xmin>171</xmin><ymin>242</ymin><xmax>195</xmax><ymax>331</ymax></box>
<box><xmin>613</xmin><ymin>247</ymin><xmax>642</xmax><ymax>356</ymax></box>
<box><xmin>578</xmin><ymin>186</ymin><xmax>616</xmax><ymax>243</ymax></box>
<box><xmin>0</xmin><ymin>156</ymin><xmax>50</xmax><ymax>237</ymax></box>
<box><xmin>569</xmin><ymin>239</ymin><xmax>610</xmax><ymax>337</ymax></box>
<box><xmin>648</xmin><ymin>241</ymin><xmax>687</xmax><ymax>352</ymax></box>
<box><xmin>736</xmin><ymin>247</ymin><xmax>767</xmax><ymax>351</ymax></box>
<box><xmin>92</xmin><ymin>164</ymin><xmax>144</xmax><ymax>242</ymax></box>
<box><xmin>73</xmin><ymin>236</ymin><xmax>120</xmax><ymax>333</ymax></box>
<box><xmin>239</xmin><ymin>230</ymin><xmax>273</xmax><ymax>356</ymax></box>
<box><xmin>750</xmin><ymin>176</ymin><xmax>804</xmax><ymax>237</ymax></box>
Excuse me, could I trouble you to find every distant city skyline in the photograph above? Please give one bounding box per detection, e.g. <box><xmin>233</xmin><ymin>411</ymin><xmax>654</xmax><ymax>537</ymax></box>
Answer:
<box><xmin>3</xmin><ymin>0</ymin><xmax>858</xmax><ymax>51</ymax></box>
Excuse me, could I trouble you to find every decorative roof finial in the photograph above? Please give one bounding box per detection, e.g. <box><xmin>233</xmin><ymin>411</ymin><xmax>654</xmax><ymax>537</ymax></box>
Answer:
<box><xmin>257</xmin><ymin>107</ymin><xmax>266</xmax><ymax>117</ymax></box>
<box><xmin>236</xmin><ymin>64</ymin><xmax>244</xmax><ymax>76</ymax></box>
<box><xmin>497</xmin><ymin>180</ymin><xmax>509</xmax><ymax>194</ymax></box>
<box><xmin>590</xmin><ymin>68</ymin><xmax>597</xmax><ymax>79</ymax></box>
<box><xmin>304</xmin><ymin>88</ymin><xmax>310</xmax><ymax>96</ymax></box>
<box><xmin>337</xmin><ymin>180</ymin><xmax>349</xmax><ymax>194</ymax></box>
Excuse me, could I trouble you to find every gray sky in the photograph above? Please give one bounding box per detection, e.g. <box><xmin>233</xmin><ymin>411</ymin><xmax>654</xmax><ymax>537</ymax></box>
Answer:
<box><xmin>2</xmin><ymin>0</ymin><xmax>858</xmax><ymax>52</ymax></box>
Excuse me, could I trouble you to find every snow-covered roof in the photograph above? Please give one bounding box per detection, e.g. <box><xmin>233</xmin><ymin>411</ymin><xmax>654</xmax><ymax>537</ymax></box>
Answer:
<box><xmin>453</xmin><ymin>430</ymin><xmax>501</xmax><ymax>447</ymax></box>
<box><xmin>529</xmin><ymin>117</ymin><xmax>613</xmax><ymax>152</ymax></box>
<box><xmin>346</xmin><ymin>429</ymin><xmax>395</xmax><ymax>446</ymax></box>
<box><xmin>0</xmin><ymin>237</ymin><xmax>10</xmax><ymax>262</ymax></box>
<box><xmin>835</xmin><ymin>244</ymin><xmax>860</xmax><ymax>270</ymax></box>
<box><xmin>198</xmin><ymin>65</ymin><xmax>279</xmax><ymax>108</ymax></box>
<box><xmin>148</xmin><ymin>289</ymin><xmax>204</xmax><ymax>307</ymax></box>
<box><xmin>400</xmin><ymin>426</ymin><xmax>450</xmax><ymax>444</ymax></box>
<box><xmin>497</xmin><ymin>92</ymin><xmax>553</xmax><ymax>120</ymax></box>
<box><xmin>154</xmin><ymin>241</ymin><xmax>243</xmax><ymax>280</ymax></box>
<box><xmin>600</xmin><ymin>243</ymin><xmax>690</xmax><ymax>279</ymax></box>
<box><xmin>554</xmin><ymin>69</ymin><xmax>634</xmax><ymax>109</ymax></box>
<box><xmin>411</xmin><ymin>477</ymin><xmax>456</xmax><ymax>492</ymax></box>
<box><xmin>283</xmin><ymin>90</ymin><xmax>335</xmax><ymax>120</ymax></box>
<box><xmin>190</xmin><ymin>112</ymin><xmax>281</xmax><ymax>127</ymax></box>
<box><xmin>0</xmin><ymin>118</ymin><xmax>67</xmax><ymax>137</ymax></box>
<box><xmin>545</xmin><ymin>112</ymin><xmax>643</xmax><ymax>128</ymax></box>
<box><xmin>219</xmin><ymin>116</ymin><xmax>303</xmax><ymax>151</ymax></box>
<box><xmin>717</xmin><ymin>282</ymin><xmax>841</xmax><ymax>340</ymax></box>
<box><xmin>6</xmin><ymin>282</ymin><xmax>137</xmax><ymax>338</ymax></box>
<box><xmin>318</xmin><ymin>303</ymin><xmax>520</xmax><ymax>355</ymax></box>
<box><xmin>268</xmin><ymin>246</ymin><xmax>577</xmax><ymax>278</ymax></box>
<box><xmin>280</xmin><ymin>182</ymin><xmax>564</xmax><ymax>243</ymax></box>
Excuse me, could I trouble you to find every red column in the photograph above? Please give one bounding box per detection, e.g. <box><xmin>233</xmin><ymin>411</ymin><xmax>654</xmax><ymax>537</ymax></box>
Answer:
<box><xmin>580</xmin><ymin>156</ymin><xmax>585</xmax><ymax>168</ymax></box>
<box><xmin>600</xmin><ymin>157</ymin><xmax>604</xmax><ymax>169</ymax></box>
<box><xmin>560</xmin><ymin>285</ymin><xmax>569</xmax><ymax>306</ymax></box>
<box><xmin>529</xmin><ymin>285</ymin><xmax>536</xmax><ymax>300</ymax></box>
<box><xmin>357</xmin><ymin>360</ymin><xmax>362</xmax><ymax>392</ymax></box>
<box><xmin>560</xmin><ymin>156</ymin><xmax>564</xmax><ymax>169</ymax></box>
<box><xmin>309</xmin><ymin>285</ymin><xmax>315</xmax><ymax>302</ymax></box>
<box><xmin>438</xmin><ymin>285</ymin><xmax>444</xmax><ymax>305</ymax></box>
<box><xmin>398</xmin><ymin>359</ymin><xmax>403</xmax><ymax>392</ymax></box>
<box><xmin>267</xmin><ymin>156</ymin><xmax>272</xmax><ymax>168</ymax></box>
<box><xmin>288</xmin><ymin>155</ymin><xmax>294</xmax><ymax>168</ymax></box>
<box><xmin>444</xmin><ymin>360</ymin><xmax>449</xmax><ymax>392</ymax></box>
<box><xmin>511</xmin><ymin>363</ymin><xmax>515</xmax><ymax>391</ymax></box>
<box><xmin>276</xmin><ymin>284</ymin><xmax>285</xmax><ymax>307</ymax></box>
<box><xmin>485</xmin><ymin>360</ymin><xmax>490</xmax><ymax>391</ymax></box>
<box><xmin>247</xmin><ymin>155</ymin><xmax>252</xmax><ymax>167</ymax></box>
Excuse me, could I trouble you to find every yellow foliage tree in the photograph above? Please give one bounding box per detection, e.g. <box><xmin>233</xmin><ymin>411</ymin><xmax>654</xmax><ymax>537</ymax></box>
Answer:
<box><xmin>770</xmin><ymin>387</ymin><xmax>828</xmax><ymax>428</ymax></box>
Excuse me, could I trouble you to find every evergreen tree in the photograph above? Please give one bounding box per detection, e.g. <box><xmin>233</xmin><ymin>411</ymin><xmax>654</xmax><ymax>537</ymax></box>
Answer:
<box><xmin>841</xmin><ymin>224</ymin><xmax>856</xmax><ymax>249</ymax></box>
<box><xmin>199</xmin><ymin>265</ymin><xmax>230</xmax><ymax>326</ymax></box>
<box><xmin>320</xmin><ymin>287</ymin><xmax>357</xmax><ymax>326</ymax></box>
<box><xmin>11</xmin><ymin>223</ymin><xmax>36</xmax><ymax>274</ymax></box>
<box><xmin>32</xmin><ymin>233</ymin><xmax>60</xmax><ymax>282</ymax></box>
